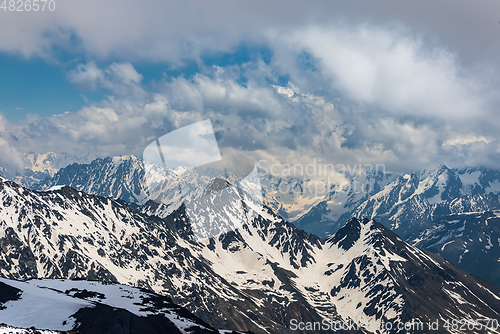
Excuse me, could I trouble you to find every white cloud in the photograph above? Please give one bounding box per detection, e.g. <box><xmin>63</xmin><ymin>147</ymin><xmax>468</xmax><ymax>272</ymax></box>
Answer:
<box><xmin>69</xmin><ymin>61</ymin><xmax>144</xmax><ymax>95</ymax></box>
<box><xmin>0</xmin><ymin>0</ymin><xmax>499</xmax><ymax>67</ymax></box>
<box><xmin>286</xmin><ymin>26</ymin><xmax>486</xmax><ymax>120</ymax></box>
<box><xmin>68</xmin><ymin>61</ymin><xmax>103</xmax><ymax>90</ymax></box>
<box><xmin>2</xmin><ymin>22</ymin><xmax>500</xmax><ymax>176</ymax></box>
<box><xmin>443</xmin><ymin>135</ymin><xmax>491</xmax><ymax>147</ymax></box>
<box><xmin>105</xmin><ymin>63</ymin><xmax>143</xmax><ymax>85</ymax></box>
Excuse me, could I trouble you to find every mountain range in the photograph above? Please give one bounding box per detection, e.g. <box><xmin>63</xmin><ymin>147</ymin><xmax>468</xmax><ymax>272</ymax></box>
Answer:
<box><xmin>25</xmin><ymin>155</ymin><xmax>500</xmax><ymax>237</ymax></box>
<box><xmin>1</xmin><ymin>174</ymin><xmax>500</xmax><ymax>333</ymax></box>
<box><xmin>297</xmin><ymin>165</ymin><xmax>500</xmax><ymax>238</ymax></box>
<box><xmin>16</xmin><ymin>154</ymin><xmax>500</xmax><ymax>287</ymax></box>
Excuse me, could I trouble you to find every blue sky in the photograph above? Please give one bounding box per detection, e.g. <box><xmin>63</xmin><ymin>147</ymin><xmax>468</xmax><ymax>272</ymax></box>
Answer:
<box><xmin>0</xmin><ymin>54</ymin><xmax>85</xmax><ymax>122</ymax></box>
<box><xmin>0</xmin><ymin>43</ymin><xmax>278</xmax><ymax>122</ymax></box>
<box><xmin>0</xmin><ymin>0</ymin><xmax>499</xmax><ymax>175</ymax></box>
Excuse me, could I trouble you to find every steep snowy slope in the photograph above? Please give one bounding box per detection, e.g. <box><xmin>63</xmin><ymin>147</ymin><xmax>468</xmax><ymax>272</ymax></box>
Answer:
<box><xmin>0</xmin><ymin>325</ymin><xmax>62</xmax><ymax>334</ymax></box>
<box><xmin>351</xmin><ymin>166</ymin><xmax>500</xmax><ymax>238</ymax></box>
<box><xmin>322</xmin><ymin>218</ymin><xmax>500</xmax><ymax>331</ymax></box>
<box><xmin>22</xmin><ymin>152</ymin><xmax>88</xmax><ymax>178</ymax></box>
<box><xmin>408</xmin><ymin>210</ymin><xmax>500</xmax><ymax>287</ymax></box>
<box><xmin>258</xmin><ymin>173</ymin><xmax>327</xmax><ymax>222</ymax></box>
<box><xmin>33</xmin><ymin>155</ymin><xmax>252</xmax><ymax>207</ymax></box>
<box><xmin>0</xmin><ymin>277</ymin><xmax>232</xmax><ymax>334</ymax></box>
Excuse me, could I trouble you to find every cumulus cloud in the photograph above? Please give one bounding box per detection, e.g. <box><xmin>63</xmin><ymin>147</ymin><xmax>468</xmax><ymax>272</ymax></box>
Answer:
<box><xmin>68</xmin><ymin>61</ymin><xmax>103</xmax><ymax>90</ymax></box>
<box><xmin>2</xmin><ymin>19</ymin><xmax>500</xmax><ymax>177</ymax></box>
<box><xmin>68</xmin><ymin>61</ymin><xmax>145</xmax><ymax>97</ymax></box>
<box><xmin>106</xmin><ymin>63</ymin><xmax>143</xmax><ymax>85</ymax></box>
<box><xmin>443</xmin><ymin>135</ymin><xmax>492</xmax><ymax>147</ymax></box>
<box><xmin>280</xmin><ymin>26</ymin><xmax>489</xmax><ymax>122</ymax></box>
<box><xmin>1</xmin><ymin>0</ymin><xmax>499</xmax><ymax>68</ymax></box>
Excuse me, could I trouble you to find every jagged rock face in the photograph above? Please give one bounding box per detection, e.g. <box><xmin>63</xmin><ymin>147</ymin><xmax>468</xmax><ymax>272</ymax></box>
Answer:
<box><xmin>296</xmin><ymin>170</ymin><xmax>399</xmax><ymax>237</ymax></box>
<box><xmin>322</xmin><ymin>218</ymin><xmax>500</xmax><ymax>331</ymax></box>
<box><xmin>31</xmin><ymin>155</ymin><xmax>255</xmax><ymax>209</ymax></box>
<box><xmin>1</xmin><ymin>178</ymin><xmax>500</xmax><ymax>333</ymax></box>
<box><xmin>25</xmin><ymin>155</ymin><xmax>327</xmax><ymax>225</ymax></box>
<box><xmin>408</xmin><ymin>210</ymin><xmax>500</xmax><ymax>287</ymax></box>
<box><xmin>34</xmin><ymin>156</ymin><xmax>153</xmax><ymax>204</ymax></box>
<box><xmin>298</xmin><ymin>165</ymin><xmax>500</xmax><ymax>239</ymax></box>
<box><xmin>352</xmin><ymin>167</ymin><xmax>500</xmax><ymax>239</ymax></box>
